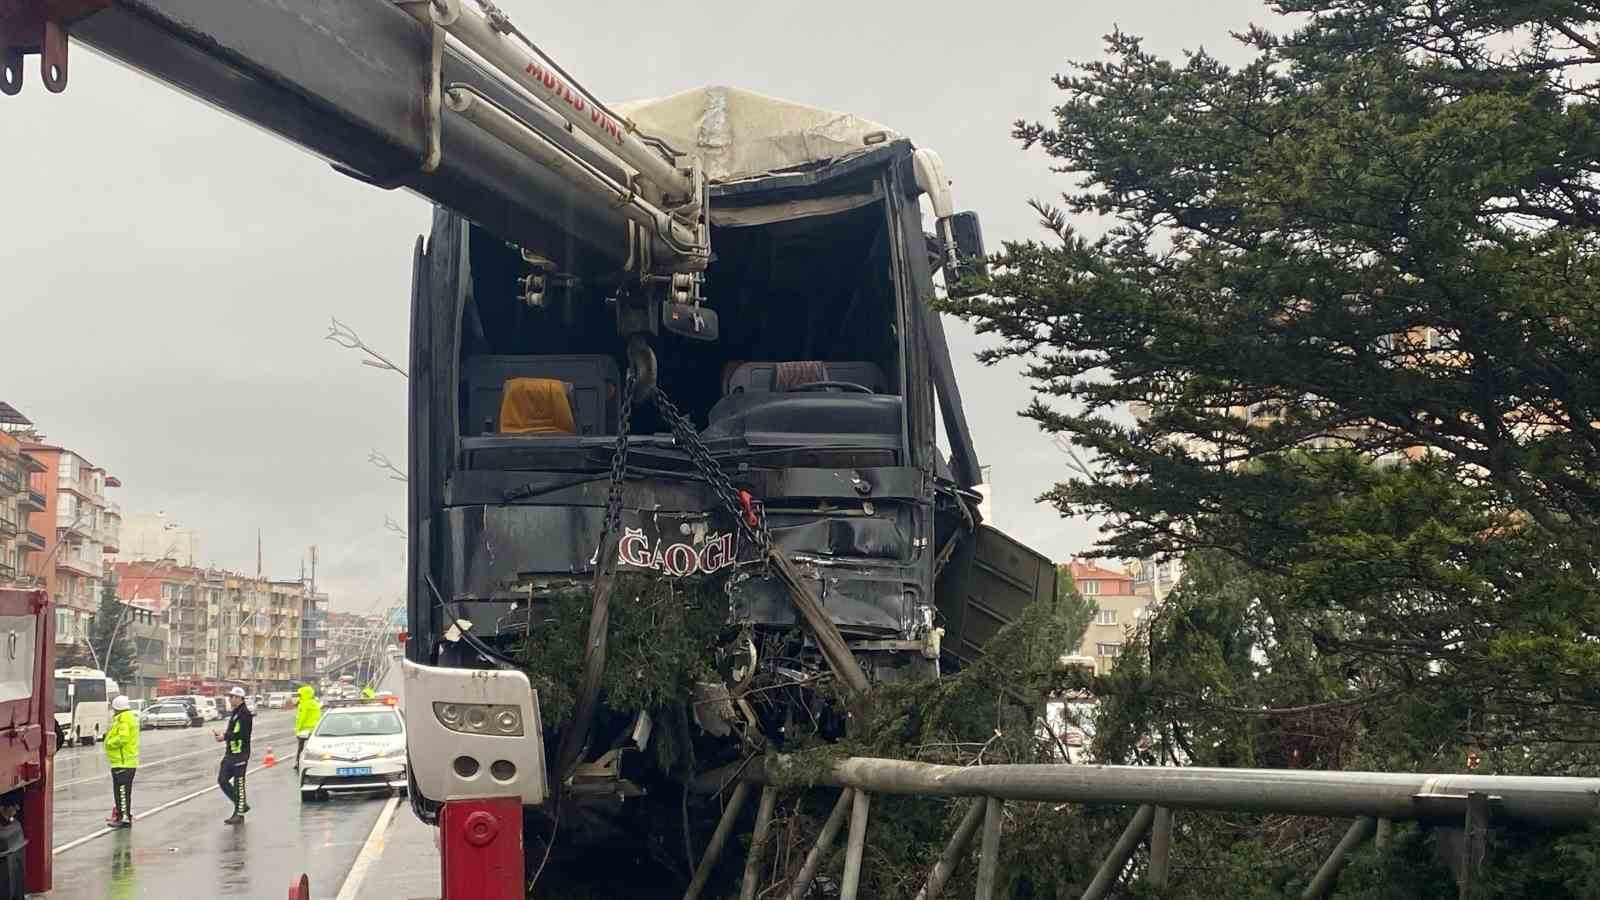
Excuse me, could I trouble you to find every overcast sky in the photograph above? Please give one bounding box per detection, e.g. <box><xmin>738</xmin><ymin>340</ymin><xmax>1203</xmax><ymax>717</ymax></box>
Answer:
<box><xmin>0</xmin><ymin>0</ymin><xmax>1269</xmax><ymax>611</ymax></box>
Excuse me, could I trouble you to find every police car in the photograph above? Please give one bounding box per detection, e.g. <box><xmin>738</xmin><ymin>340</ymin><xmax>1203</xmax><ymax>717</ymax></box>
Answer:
<box><xmin>298</xmin><ymin>698</ymin><xmax>408</xmax><ymax>802</ymax></box>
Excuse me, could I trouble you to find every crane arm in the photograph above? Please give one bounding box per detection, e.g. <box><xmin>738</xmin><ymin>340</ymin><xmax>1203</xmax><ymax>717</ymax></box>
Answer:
<box><xmin>0</xmin><ymin>0</ymin><xmax>704</xmax><ymax>280</ymax></box>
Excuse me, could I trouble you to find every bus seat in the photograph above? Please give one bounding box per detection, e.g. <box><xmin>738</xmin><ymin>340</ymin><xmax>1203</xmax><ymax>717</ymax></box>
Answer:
<box><xmin>722</xmin><ymin>360</ymin><xmax>888</xmax><ymax>396</ymax></box>
<box><xmin>463</xmin><ymin>355</ymin><xmax>620</xmax><ymax>436</ymax></box>
<box><xmin>499</xmin><ymin>378</ymin><xmax>577</xmax><ymax>435</ymax></box>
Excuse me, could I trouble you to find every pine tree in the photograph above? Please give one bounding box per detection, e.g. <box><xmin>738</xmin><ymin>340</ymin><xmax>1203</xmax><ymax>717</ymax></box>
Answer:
<box><xmin>934</xmin><ymin>2</ymin><xmax>1600</xmax><ymax>892</ymax></box>
<box><xmin>86</xmin><ymin>577</ymin><xmax>140</xmax><ymax>685</ymax></box>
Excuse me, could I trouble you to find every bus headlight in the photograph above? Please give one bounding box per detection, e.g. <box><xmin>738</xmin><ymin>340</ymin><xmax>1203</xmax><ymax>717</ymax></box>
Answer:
<box><xmin>432</xmin><ymin>701</ymin><xmax>522</xmax><ymax>736</ymax></box>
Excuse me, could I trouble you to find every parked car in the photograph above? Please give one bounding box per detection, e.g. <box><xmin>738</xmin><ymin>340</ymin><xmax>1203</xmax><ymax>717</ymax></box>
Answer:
<box><xmin>208</xmin><ymin>696</ymin><xmax>228</xmax><ymax>720</ymax></box>
<box><xmin>299</xmin><ymin>701</ymin><xmax>408</xmax><ymax>802</ymax></box>
<box><xmin>167</xmin><ymin>694</ymin><xmax>221</xmax><ymax>722</ymax></box>
<box><xmin>266</xmin><ymin>692</ymin><xmax>290</xmax><ymax>709</ymax></box>
<box><xmin>141</xmin><ymin>701</ymin><xmax>195</xmax><ymax>730</ymax></box>
<box><xmin>126</xmin><ymin>699</ymin><xmax>146</xmax><ymax>715</ymax></box>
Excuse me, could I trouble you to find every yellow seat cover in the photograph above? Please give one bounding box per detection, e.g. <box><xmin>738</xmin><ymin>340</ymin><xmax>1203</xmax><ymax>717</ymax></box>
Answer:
<box><xmin>499</xmin><ymin>378</ymin><xmax>577</xmax><ymax>434</ymax></box>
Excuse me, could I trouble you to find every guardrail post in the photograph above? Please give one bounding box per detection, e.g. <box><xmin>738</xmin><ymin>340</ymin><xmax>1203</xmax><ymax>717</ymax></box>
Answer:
<box><xmin>974</xmin><ymin>797</ymin><xmax>1005</xmax><ymax>900</ymax></box>
<box><xmin>1082</xmin><ymin>804</ymin><xmax>1155</xmax><ymax>900</ymax></box>
<box><xmin>1148</xmin><ymin>806</ymin><xmax>1173</xmax><ymax>888</ymax></box>
<box><xmin>1460</xmin><ymin>792</ymin><xmax>1490</xmax><ymax>899</ymax></box>
<box><xmin>684</xmin><ymin>781</ymin><xmax>751</xmax><ymax>900</ymax></box>
<box><xmin>787</xmin><ymin>789</ymin><xmax>854</xmax><ymax>900</ymax></box>
<box><xmin>1375</xmin><ymin>817</ymin><xmax>1392</xmax><ymax>850</ymax></box>
<box><xmin>840</xmin><ymin>789</ymin><xmax>872</xmax><ymax>900</ymax></box>
<box><xmin>915</xmin><ymin>799</ymin><xmax>985</xmax><ymax>900</ymax></box>
<box><xmin>1301</xmin><ymin>817</ymin><xmax>1376</xmax><ymax>899</ymax></box>
<box><xmin>739</xmin><ymin>786</ymin><xmax>778</xmax><ymax>900</ymax></box>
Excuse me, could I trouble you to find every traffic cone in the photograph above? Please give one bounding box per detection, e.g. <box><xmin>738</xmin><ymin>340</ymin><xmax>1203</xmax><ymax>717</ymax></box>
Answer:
<box><xmin>263</xmin><ymin>746</ymin><xmax>278</xmax><ymax>768</ymax></box>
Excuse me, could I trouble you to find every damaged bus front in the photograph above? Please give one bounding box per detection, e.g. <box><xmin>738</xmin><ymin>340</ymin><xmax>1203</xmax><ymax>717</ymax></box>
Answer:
<box><xmin>401</xmin><ymin>88</ymin><xmax>1056</xmax><ymax>866</ymax></box>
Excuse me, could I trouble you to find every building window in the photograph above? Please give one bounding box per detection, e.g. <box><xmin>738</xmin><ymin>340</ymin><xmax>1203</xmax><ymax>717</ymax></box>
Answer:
<box><xmin>1094</xmin><ymin>608</ymin><xmax>1118</xmax><ymax>626</ymax></box>
<box><xmin>1096</xmin><ymin>643</ymin><xmax>1123</xmax><ymax>658</ymax></box>
<box><xmin>1081</xmin><ymin>580</ymin><xmax>1099</xmax><ymax>595</ymax></box>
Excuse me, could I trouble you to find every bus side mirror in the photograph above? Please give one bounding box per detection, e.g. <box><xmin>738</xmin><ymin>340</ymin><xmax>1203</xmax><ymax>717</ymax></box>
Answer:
<box><xmin>942</xmin><ymin>211</ymin><xmax>987</xmax><ymax>298</ymax></box>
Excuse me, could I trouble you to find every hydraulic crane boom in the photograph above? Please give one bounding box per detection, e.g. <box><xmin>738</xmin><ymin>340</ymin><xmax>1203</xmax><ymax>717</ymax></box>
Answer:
<box><xmin>0</xmin><ymin>0</ymin><xmax>707</xmax><ymax>285</ymax></box>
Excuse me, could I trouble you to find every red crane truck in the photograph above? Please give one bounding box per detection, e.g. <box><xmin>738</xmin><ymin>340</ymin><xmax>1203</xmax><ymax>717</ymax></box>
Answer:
<box><xmin>0</xmin><ymin>589</ymin><xmax>58</xmax><ymax>896</ymax></box>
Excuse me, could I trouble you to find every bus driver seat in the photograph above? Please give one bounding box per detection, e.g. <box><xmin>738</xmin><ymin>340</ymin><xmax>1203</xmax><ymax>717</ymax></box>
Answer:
<box><xmin>499</xmin><ymin>377</ymin><xmax>577</xmax><ymax>435</ymax></box>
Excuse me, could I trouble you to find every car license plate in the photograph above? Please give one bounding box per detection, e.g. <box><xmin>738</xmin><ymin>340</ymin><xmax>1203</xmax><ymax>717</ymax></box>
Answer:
<box><xmin>336</xmin><ymin>766</ymin><xmax>373</xmax><ymax>777</ymax></box>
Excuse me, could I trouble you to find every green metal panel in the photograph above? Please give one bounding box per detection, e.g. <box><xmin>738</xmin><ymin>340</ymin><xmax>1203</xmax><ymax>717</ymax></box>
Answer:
<box><xmin>934</xmin><ymin>524</ymin><xmax>1056</xmax><ymax>667</ymax></box>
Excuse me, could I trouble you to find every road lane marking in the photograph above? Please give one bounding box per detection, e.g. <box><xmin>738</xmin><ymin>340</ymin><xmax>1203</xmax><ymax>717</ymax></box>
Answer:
<box><xmin>54</xmin><ymin>727</ymin><xmax>298</xmax><ymax>790</ymax></box>
<box><xmin>52</xmin><ymin>760</ymin><xmax>273</xmax><ymax>854</ymax></box>
<box><xmin>335</xmin><ymin>794</ymin><xmax>402</xmax><ymax>900</ymax></box>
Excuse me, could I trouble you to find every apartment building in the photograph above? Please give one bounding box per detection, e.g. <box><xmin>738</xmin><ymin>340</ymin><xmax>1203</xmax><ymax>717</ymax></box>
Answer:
<box><xmin>119</xmin><ymin>600</ymin><xmax>170</xmax><ymax>700</ymax></box>
<box><xmin>23</xmin><ymin>441</ymin><xmax>121</xmax><ymax>651</ymax></box>
<box><xmin>114</xmin><ymin>562</ymin><xmax>315</xmax><ymax>692</ymax></box>
<box><xmin>197</xmin><ymin>573</ymin><xmax>304</xmax><ymax>692</ymax></box>
<box><xmin>116</xmin><ymin>559</ymin><xmax>211</xmax><ymax>676</ymax></box>
<box><xmin>0</xmin><ymin>410</ymin><xmax>49</xmax><ymax>588</ymax></box>
<box><xmin>1130</xmin><ymin>556</ymin><xmax>1185</xmax><ymax>602</ymax></box>
<box><xmin>301</xmin><ymin>590</ymin><xmax>329</xmax><ymax>680</ymax></box>
<box><xmin>1067</xmin><ymin>559</ymin><xmax>1154</xmax><ymax>675</ymax></box>
<box><xmin>115</xmin><ymin>512</ymin><xmax>201</xmax><ymax>566</ymax></box>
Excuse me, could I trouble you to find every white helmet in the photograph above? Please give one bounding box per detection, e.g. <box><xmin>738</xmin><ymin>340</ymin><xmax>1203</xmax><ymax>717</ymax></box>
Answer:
<box><xmin>111</xmin><ymin>695</ymin><xmax>130</xmax><ymax>712</ymax></box>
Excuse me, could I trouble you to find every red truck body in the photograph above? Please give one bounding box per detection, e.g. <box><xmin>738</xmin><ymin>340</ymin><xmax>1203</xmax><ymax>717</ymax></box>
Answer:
<box><xmin>157</xmin><ymin>677</ymin><xmax>219</xmax><ymax>697</ymax></box>
<box><xmin>0</xmin><ymin>589</ymin><xmax>55</xmax><ymax>893</ymax></box>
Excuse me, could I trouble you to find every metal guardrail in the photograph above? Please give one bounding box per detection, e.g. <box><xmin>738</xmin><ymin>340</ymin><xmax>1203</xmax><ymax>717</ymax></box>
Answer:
<box><xmin>689</xmin><ymin>756</ymin><xmax>1600</xmax><ymax>900</ymax></box>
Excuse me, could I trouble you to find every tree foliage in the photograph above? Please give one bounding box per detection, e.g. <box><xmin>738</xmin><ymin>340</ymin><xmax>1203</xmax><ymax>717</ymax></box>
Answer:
<box><xmin>85</xmin><ymin>578</ymin><xmax>140</xmax><ymax>685</ymax></box>
<box><xmin>933</xmin><ymin>0</ymin><xmax>1600</xmax><ymax>894</ymax></box>
<box><xmin>767</xmin><ymin>578</ymin><xmax>1110</xmax><ymax>899</ymax></box>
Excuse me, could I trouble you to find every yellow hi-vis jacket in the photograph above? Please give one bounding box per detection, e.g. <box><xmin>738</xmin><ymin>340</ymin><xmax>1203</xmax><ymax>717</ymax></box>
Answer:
<box><xmin>294</xmin><ymin>685</ymin><xmax>322</xmax><ymax>737</ymax></box>
<box><xmin>104</xmin><ymin>710</ymin><xmax>140</xmax><ymax>769</ymax></box>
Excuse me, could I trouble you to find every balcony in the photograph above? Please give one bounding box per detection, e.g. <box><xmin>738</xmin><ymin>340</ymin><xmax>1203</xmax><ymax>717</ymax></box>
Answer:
<box><xmin>18</xmin><ymin>489</ymin><xmax>44</xmax><ymax>513</ymax></box>
<box><xmin>56</xmin><ymin>555</ymin><xmax>101</xmax><ymax>578</ymax></box>
<box><xmin>57</xmin><ymin>475</ymin><xmax>101</xmax><ymax>501</ymax></box>
<box><xmin>55</xmin><ymin>513</ymin><xmax>91</xmax><ymax>538</ymax></box>
<box><xmin>23</xmin><ymin>531</ymin><xmax>45</xmax><ymax>551</ymax></box>
<box><xmin>0</xmin><ymin>562</ymin><xmax>15</xmax><ymax>581</ymax></box>
<box><xmin>0</xmin><ymin>512</ymin><xmax>16</xmax><ymax>538</ymax></box>
<box><xmin>0</xmin><ymin>468</ymin><xmax>21</xmax><ymax>495</ymax></box>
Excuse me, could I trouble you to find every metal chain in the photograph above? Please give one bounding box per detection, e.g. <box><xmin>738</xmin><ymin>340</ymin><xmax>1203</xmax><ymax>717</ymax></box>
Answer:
<box><xmin>652</xmin><ymin>387</ymin><xmax>772</xmax><ymax>557</ymax></box>
<box><xmin>599</xmin><ymin>369</ymin><xmax>638</xmax><ymax>544</ymax></box>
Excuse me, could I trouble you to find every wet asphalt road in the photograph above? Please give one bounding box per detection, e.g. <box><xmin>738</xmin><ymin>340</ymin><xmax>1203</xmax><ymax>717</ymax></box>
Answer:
<box><xmin>46</xmin><ymin>668</ymin><xmax>439</xmax><ymax>899</ymax></box>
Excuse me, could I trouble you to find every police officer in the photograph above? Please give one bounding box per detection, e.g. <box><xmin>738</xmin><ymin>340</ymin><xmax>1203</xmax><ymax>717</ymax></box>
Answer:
<box><xmin>293</xmin><ymin>684</ymin><xmax>321</xmax><ymax>771</ymax></box>
<box><xmin>213</xmin><ymin>686</ymin><xmax>253</xmax><ymax>825</ymax></box>
<box><xmin>104</xmin><ymin>695</ymin><xmax>139</xmax><ymax>828</ymax></box>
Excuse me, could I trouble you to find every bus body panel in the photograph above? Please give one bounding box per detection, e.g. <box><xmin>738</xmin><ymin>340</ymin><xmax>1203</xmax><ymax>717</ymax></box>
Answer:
<box><xmin>54</xmin><ymin>666</ymin><xmax>115</xmax><ymax>745</ymax></box>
